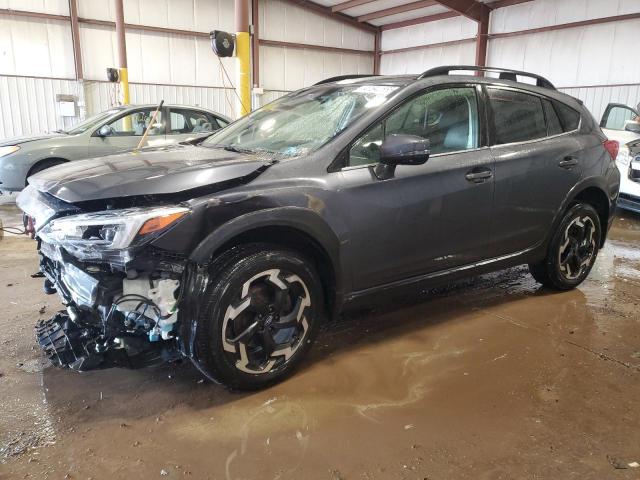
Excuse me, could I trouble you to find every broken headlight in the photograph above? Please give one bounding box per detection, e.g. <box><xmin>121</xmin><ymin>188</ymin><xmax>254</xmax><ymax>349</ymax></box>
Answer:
<box><xmin>38</xmin><ymin>206</ymin><xmax>189</xmax><ymax>251</ymax></box>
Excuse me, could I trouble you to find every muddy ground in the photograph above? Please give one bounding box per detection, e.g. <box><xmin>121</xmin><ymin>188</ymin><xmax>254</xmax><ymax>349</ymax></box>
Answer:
<box><xmin>0</xmin><ymin>202</ymin><xmax>639</xmax><ymax>480</ymax></box>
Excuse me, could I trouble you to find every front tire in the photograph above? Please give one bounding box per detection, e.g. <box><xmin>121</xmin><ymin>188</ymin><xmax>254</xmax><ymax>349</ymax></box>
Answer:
<box><xmin>194</xmin><ymin>244</ymin><xmax>324</xmax><ymax>390</ymax></box>
<box><xmin>529</xmin><ymin>203</ymin><xmax>601</xmax><ymax>290</ymax></box>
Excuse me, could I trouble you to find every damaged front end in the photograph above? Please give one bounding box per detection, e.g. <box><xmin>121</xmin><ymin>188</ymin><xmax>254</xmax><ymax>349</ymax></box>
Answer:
<box><xmin>18</xmin><ymin>185</ymin><xmax>191</xmax><ymax>371</ymax></box>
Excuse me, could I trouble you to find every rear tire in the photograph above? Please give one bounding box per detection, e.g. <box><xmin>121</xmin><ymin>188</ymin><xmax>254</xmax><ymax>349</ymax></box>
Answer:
<box><xmin>528</xmin><ymin>203</ymin><xmax>601</xmax><ymax>290</ymax></box>
<box><xmin>193</xmin><ymin>244</ymin><xmax>324</xmax><ymax>390</ymax></box>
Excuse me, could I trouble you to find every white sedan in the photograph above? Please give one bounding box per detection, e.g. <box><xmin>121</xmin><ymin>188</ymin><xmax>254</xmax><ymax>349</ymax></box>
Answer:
<box><xmin>600</xmin><ymin>103</ymin><xmax>640</xmax><ymax>214</ymax></box>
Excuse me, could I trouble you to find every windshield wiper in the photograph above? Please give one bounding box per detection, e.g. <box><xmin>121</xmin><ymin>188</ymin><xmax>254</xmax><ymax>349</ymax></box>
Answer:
<box><xmin>53</xmin><ymin>129</ymin><xmax>68</xmax><ymax>134</ymax></box>
<box><xmin>223</xmin><ymin>145</ymin><xmax>255</xmax><ymax>154</ymax></box>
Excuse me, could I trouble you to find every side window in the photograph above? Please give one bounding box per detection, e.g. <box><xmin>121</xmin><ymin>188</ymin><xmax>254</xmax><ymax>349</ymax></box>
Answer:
<box><xmin>107</xmin><ymin>110</ymin><xmax>164</xmax><ymax>136</ymax></box>
<box><xmin>349</xmin><ymin>124</ymin><xmax>383</xmax><ymax>166</ymax></box>
<box><xmin>543</xmin><ymin>99</ymin><xmax>563</xmax><ymax>136</ymax></box>
<box><xmin>554</xmin><ymin>101</ymin><xmax>581</xmax><ymax>132</ymax></box>
<box><xmin>170</xmin><ymin>111</ymin><xmax>187</xmax><ymax>132</ymax></box>
<box><xmin>488</xmin><ymin>88</ymin><xmax>546</xmax><ymax>144</ymax></box>
<box><xmin>212</xmin><ymin>115</ymin><xmax>228</xmax><ymax>129</ymax></box>
<box><xmin>348</xmin><ymin>87</ymin><xmax>480</xmax><ymax>167</ymax></box>
<box><xmin>601</xmin><ymin>104</ymin><xmax>636</xmax><ymax>131</ymax></box>
<box><xmin>170</xmin><ymin>109</ymin><xmax>217</xmax><ymax>134</ymax></box>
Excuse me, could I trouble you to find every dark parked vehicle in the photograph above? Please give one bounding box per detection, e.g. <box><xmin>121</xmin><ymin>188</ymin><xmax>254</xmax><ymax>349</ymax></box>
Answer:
<box><xmin>18</xmin><ymin>66</ymin><xmax>620</xmax><ymax>390</ymax></box>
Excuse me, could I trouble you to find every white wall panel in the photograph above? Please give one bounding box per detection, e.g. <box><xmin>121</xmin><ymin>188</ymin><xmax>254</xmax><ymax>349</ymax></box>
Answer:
<box><xmin>381</xmin><ymin>16</ymin><xmax>477</xmax><ymax>51</ymax></box>
<box><xmin>0</xmin><ymin>17</ymin><xmax>75</xmax><ymax>78</ymax></box>
<box><xmin>77</xmin><ymin>0</ymin><xmax>235</xmax><ymax>33</ymax></box>
<box><xmin>259</xmin><ymin>0</ymin><xmax>375</xmax><ymax>51</ymax></box>
<box><xmin>79</xmin><ymin>25</ymin><xmax>236</xmax><ymax>87</ymax></box>
<box><xmin>487</xmin><ymin>18</ymin><xmax>640</xmax><ymax>88</ymax></box>
<box><xmin>0</xmin><ymin>0</ymin><xmax>68</xmax><ymax>15</ymax></box>
<box><xmin>380</xmin><ymin>42</ymin><xmax>475</xmax><ymax>75</ymax></box>
<box><xmin>259</xmin><ymin>45</ymin><xmax>374</xmax><ymax>91</ymax></box>
<box><xmin>83</xmin><ymin>81</ymin><xmax>238</xmax><ymax>120</ymax></box>
<box><xmin>490</xmin><ymin>0</ymin><xmax>640</xmax><ymax>34</ymax></box>
<box><xmin>0</xmin><ymin>75</ymin><xmax>82</xmax><ymax>139</ymax></box>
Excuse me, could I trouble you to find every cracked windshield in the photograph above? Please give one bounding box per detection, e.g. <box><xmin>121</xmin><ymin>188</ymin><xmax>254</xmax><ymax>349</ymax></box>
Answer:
<box><xmin>203</xmin><ymin>84</ymin><xmax>399</xmax><ymax>157</ymax></box>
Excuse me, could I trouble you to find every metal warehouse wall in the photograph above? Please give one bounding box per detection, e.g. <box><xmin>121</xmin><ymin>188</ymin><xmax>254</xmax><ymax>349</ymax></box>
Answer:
<box><xmin>257</xmin><ymin>0</ymin><xmax>375</xmax><ymax>93</ymax></box>
<box><xmin>379</xmin><ymin>0</ymin><xmax>640</xmax><ymax>120</ymax></box>
<box><xmin>0</xmin><ymin>0</ymin><xmax>374</xmax><ymax>138</ymax></box>
<box><xmin>380</xmin><ymin>16</ymin><xmax>477</xmax><ymax>74</ymax></box>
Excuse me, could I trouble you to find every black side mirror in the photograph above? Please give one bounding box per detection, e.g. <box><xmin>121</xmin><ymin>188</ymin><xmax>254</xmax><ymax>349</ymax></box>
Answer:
<box><xmin>374</xmin><ymin>134</ymin><xmax>430</xmax><ymax>180</ymax></box>
<box><xmin>380</xmin><ymin>134</ymin><xmax>430</xmax><ymax>165</ymax></box>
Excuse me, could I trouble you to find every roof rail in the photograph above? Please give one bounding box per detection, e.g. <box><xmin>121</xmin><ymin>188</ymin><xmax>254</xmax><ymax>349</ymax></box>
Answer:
<box><xmin>418</xmin><ymin>65</ymin><xmax>556</xmax><ymax>90</ymax></box>
<box><xmin>314</xmin><ymin>74</ymin><xmax>379</xmax><ymax>85</ymax></box>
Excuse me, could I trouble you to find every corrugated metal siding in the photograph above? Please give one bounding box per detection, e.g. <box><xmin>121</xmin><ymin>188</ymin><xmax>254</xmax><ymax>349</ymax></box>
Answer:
<box><xmin>260</xmin><ymin>44</ymin><xmax>374</xmax><ymax>91</ymax></box>
<box><xmin>381</xmin><ymin>16</ymin><xmax>477</xmax><ymax>51</ymax></box>
<box><xmin>0</xmin><ymin>16</ymin><xmax>75</xmax><ymax>78</ymax></box>
<box><xmin>380</xmin><ymin>42</ymin><xmax>475</xmax><ymax>75</ymax></box>
<box><xmin>0</xmin><ymin>0</ymin><xmax>68</xmax><ymax>15</ymax></box>
<box><xmin>84</xmin><ymin>81</ymin><xmax>239</xmax><ymax>119</ymax></box>
<box><xmin>260</xmin><ymin>0</ymin><xmax>375</xmax><ymax>50</ymax></box>
<box><xmin>490</xmin><ymin>0</ymin><xmax>640</xmax><ymax>34</ymax></box>
<box><xmin>559</xmin><ymin>84</ymin><xmax>640</xmax><ymax>122</ymax></box>
<box><xmin>77</xmin><ymin>0</ymin><xmax>234</xmax><ymax>34</ymax></box>
<box><xmin>0</xmin><ymin>75</ymin><xmax>82</xmax><ymax>139</ymax></box>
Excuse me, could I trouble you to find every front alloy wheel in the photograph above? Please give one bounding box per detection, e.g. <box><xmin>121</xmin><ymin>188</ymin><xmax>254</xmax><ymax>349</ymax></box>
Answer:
<box><xmin>194</xmin><ymin>244</ymin><xmax>323</xmax><ymax>390</ymax></box>
<box><xmin>221</xmin><ymin>269</ymin><xmax>311</xmax><ymax>374</ymax></box>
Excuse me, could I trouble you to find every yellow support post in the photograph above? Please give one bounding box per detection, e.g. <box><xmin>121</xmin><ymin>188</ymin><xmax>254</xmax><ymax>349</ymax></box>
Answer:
<box><xmin>235</xmin><ymin>0</ymin><xmax>251</xmax><ymax>117</ymax></box>
<box><xmin>235</xmin><ymin>31</ymin><xmax>251</xmax><ymax>117</ymax></box>
<box><xmin>119</xmin><ymin>67</ymin><xmax>130</xmax><ymax>105</ymax></box>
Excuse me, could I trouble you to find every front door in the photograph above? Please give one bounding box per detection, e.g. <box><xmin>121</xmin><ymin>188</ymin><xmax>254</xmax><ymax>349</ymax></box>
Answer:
<box><xmin>486</xmin><ymin>87</ymin><xmax>583</xmax><ymax>257</ymax></box>
<box><xmin>336</xmin><ymin>85</ymin><xmax>495</xmax><ymax>291</ymax></box>
<box><xmin>87</xmin><ymin>108</ymin><xmax>167</xmax><ymax>157</ymax></box>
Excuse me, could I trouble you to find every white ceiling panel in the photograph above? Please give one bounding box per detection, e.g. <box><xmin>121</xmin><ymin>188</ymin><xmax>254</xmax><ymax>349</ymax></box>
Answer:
<box><xmin>341</xmin><ymin>0</ymin><xmax>418</xmax><ymax>18</ymax></box>
<box><xmin>311</xmin><ymin>0</ymin><xmax>343</xmax><ymax>6</ymax></box>
<box><xmin>369</xmin><ymin>4</ymin><xmax>449</xmax><ymax>25</ymax></box>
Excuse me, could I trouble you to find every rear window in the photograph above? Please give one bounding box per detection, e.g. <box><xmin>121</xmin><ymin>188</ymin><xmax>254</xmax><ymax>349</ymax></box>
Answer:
<box><xmin>554</xmin><ymin>101</ymin><xmax>580</xmax><ymax>132</ymax></box>
<box><xmin>543</xmin><ymin>99</ymin><xmax>563</xmax><ymax>136</ymax></box>
<box><xmin>488</xmin><ymin>88</ymin><xmax>547</xmax><ymax>145</ymax></box>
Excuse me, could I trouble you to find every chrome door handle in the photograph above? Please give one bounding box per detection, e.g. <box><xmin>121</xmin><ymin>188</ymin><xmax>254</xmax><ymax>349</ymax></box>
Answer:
<box><xmin>465</xmin><ymin>170</ymin><xmax>493</xmax><ymax>183</ymax></box>
<box><xmin>558</xmin><ymin>157</ymin><xmax>578</xmax><ymax>169</ymax></box>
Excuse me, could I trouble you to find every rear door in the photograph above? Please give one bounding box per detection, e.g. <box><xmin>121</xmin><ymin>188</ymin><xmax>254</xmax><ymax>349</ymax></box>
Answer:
<box><xmin>486</xmin><ymin>87</ymin><xmax>583</xmax><ymax>257</ymax></box>
<box><xmin>337</xmin><ymin>85</ymin><xmax>495</xmax><ymax>290</ymax></box>
<box><xmin>87</xmin><ymin>107</ymin><xmax>167</xmax><ymax>157</ymax></box>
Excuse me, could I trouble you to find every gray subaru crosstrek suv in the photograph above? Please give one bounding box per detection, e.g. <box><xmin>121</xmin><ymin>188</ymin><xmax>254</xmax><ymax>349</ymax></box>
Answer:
<box><xmin>18</xmin><ymin>66</ymin><xmax>620</xmax><ymax>390</ymax></box>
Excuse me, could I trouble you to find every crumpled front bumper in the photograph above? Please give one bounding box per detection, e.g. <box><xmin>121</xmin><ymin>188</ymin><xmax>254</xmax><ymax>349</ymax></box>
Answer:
<box><xmin>40</xmin><ymin>241</ymin><xmax>100</xmax><ymax>308</ymax></box>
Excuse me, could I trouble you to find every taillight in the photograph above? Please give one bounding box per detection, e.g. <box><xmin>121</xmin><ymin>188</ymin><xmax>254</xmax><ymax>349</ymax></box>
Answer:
<box><xmin>603</xmin><ymin>140</ymin><xmax>619</xmax><ymax>161</ymax></box>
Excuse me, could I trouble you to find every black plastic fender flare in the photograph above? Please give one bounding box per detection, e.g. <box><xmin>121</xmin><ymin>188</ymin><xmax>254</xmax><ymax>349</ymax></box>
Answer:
<box><xmin>188</xmin><ymin>206</ymin><xmax>345</xmax><ymax>299</ymax></box>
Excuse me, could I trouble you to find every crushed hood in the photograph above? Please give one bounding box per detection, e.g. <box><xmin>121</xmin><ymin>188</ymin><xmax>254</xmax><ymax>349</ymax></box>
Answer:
<box><xmin>0</xmin><ymin>133</ymin><xmax>67</xmax><ymax>147</ymax></box>
<box><xmin>28</xmin><ymin>144</ymin><xmax>272</xmax><ymax>203</ymax></box>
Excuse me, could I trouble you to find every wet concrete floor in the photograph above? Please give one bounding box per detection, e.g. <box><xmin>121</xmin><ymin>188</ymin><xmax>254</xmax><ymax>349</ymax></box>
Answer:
<box><xmin>1</xmin><ymin>205</ymin><xmax>639</xmax><ymax>479</ymax></box>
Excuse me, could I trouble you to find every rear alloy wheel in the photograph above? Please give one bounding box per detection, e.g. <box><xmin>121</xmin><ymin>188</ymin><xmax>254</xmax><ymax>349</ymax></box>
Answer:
<box><xmin>194</xmin><ymin>245</ymin><xmax>323</xmax><ymax>390</ymax></box>
<box><xmin>529</xmin><ymin>203</ymin><xmax>601</xmax><ymax>290</ymax></box>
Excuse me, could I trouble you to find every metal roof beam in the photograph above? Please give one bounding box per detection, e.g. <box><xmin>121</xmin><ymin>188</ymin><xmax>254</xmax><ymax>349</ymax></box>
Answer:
<box><xmin>431</xmin><ymin>0</ymin><xmax>489</xmax><ymax>22</ymax></box>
